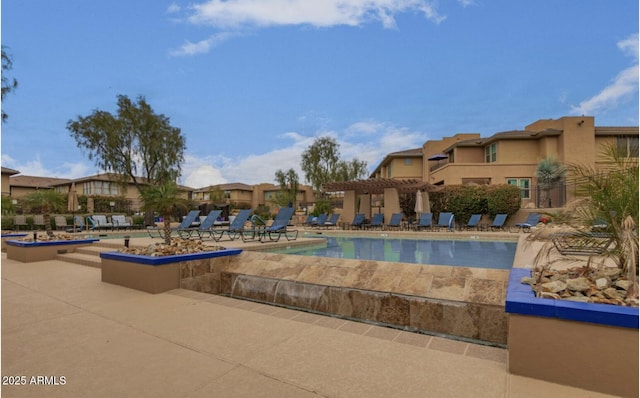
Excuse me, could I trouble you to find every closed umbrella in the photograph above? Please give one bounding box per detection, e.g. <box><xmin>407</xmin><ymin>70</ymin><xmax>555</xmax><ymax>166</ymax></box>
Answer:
<box><xmin>67</xmin><ymin>183</ymin><xmax>79</xmax><ymax>231</ymax></box>
<box><xmin>414</xmin><ymin>190</ymin><xmax>423</xmax><ymax>217</ymax></box>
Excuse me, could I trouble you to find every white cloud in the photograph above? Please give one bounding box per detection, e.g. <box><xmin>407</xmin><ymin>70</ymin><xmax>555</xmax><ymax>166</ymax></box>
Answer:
<box><xmin>179</xmin><ymin>120</ymin><xmax>428</xmax><ymax>187</ymax></box>
<box><xmin>1</xmin><ymin>154</ymin><xmax>91</xmax><ymax>179</ymax></box>
<box><xmin>172</xmin><ymin>0</ymin><xmax>444</xmax><ymax>56</ymax></box>
<box><xmin>571</xmin><ymin>33</ymin><xmax>639</xmax><ymax>115</ymax></box>
<box><xmin>167</xmin><ymin>3</ymin><xmax>181</xmax><ymax>14</ymax></box>
<box><xmin>169</xmin><ymin>32</ymin><xmax>238</xmax><ymax>56</ymax></box>
<box><xmin>187</xmin><ymin>0</ymin><xmax>444</xmax><ymax>29</ymax></box>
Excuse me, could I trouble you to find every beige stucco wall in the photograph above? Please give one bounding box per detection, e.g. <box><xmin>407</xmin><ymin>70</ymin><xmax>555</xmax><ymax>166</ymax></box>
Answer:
<box><xmin>388</xmin><ymin>157</ymin><xmax>423</xmax><ymax>179</ymax></box>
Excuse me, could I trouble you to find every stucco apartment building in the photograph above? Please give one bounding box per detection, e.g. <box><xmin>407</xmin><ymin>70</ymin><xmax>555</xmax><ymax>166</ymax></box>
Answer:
<box><xmin>192</xmin><ymin>182</ymin><xmax>316</xmax><ymax>212</ymax></box>
<box><xmin>370</xmin><ymin>116</ymin><xmax>638</xmax><ymax>208</ymax></box>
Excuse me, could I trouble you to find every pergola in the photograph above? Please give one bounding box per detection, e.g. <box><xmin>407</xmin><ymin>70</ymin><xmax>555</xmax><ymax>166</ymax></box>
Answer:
<box><xmin>323</xmin><ymin>178</ymin><xmax>438</xmax><ymax>195</ymax></box>
<box><xmin>322</xmin><ymin>178</ymin><xmax>439</xmax><ymax>224</ymax></box>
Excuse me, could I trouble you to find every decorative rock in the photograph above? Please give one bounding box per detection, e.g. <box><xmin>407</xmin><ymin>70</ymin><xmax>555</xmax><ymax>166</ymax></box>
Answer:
<box><xmin>615</xmin><ymin>280</ymin><xmax>634</xmax><ymax>291</ymax></box>
<box><xmin>566</xmin><ymin>277</ymin><xmax>592</xmax><ymax>292</ymax></box>
<box><xmin>595</xmin><ymin>278</ymin><xmax>609</xmax><ymax>290</ymax></box>
<box><xmin>540</xmin><ymin>280</ymin><xmax>566</xmax><ymax>293</ymax></box>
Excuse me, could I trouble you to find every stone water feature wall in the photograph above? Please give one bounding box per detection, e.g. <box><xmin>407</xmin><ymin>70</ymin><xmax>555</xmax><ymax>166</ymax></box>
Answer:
<box><xmin>179</xmin><ymin>251</ymin><xmax>510</xmax><ymax>345</ymax></box>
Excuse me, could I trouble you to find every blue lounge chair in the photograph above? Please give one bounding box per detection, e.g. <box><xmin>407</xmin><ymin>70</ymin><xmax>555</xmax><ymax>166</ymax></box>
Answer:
<box><xmin>310</xmin><ymin>213</ymin><xmax>328</xmax><ymax>228</ymax></box>
<box><xmin>324</xmin><ymin>213</ymin><xmax>340</xmax><ymax>229</ymax></box>
<box><xmin>349</xmin><ymin>213</ymin><xmax>366</xmax><ymax>229</ymax></box>
<box><xmin>489</xmin><ymin>214</ymin><xmax>508</xmax><ymax>231</ymax></box>
<box><xmin>463</xmin><ymin>214</ymin><xmax>482</xmax><ymax>231</ymax></box>
<box><xmin>260</xmin><ymin>207</ymin><xmax>298</xmax><ymax>242</ymax></box>
<box><xmin>435</xmin><ymin>212</ymin><xmax>455</xmax><ymax>231</ymax></box>
<box><xmin>302</xmin><ymin>215</ymin><xmax>315</xmax><ymax>227</ymax></box>
<box><xmin>179</xmin><ymin>210</ymin><xmax>222</xmax><ymax>239</ymax></box>
<box><xmin>206</xmin><ymin>209</ymin><xmax>253</xmax><ymax>241</ymax></box>
<box><xmin>512</xmin><ymin>213</ymin><xmax>541</xmax><ymax>233</ymax></box>
<box><xmin>366</xmin><ymin>213</ymin><xmax>384</xmax><ymax>230</ymax></box>
<box><xmin>386</xmin><ymin>213</ymin><xmax>403</xmax><ymax>230</ymax></box>
<box><xmin>146</xmin><ymin>210</ymin><xmax>200</xmax><ymax>238</ymax></box>
<box><xmin>74</xmin><ymin>216</ymin><xmax>86</xmax><ymax>231</ymax></box>
<box><xmin>415</xmin><ymin>213</ymin><xmax>433</xmax><ymax>230</ymax></box>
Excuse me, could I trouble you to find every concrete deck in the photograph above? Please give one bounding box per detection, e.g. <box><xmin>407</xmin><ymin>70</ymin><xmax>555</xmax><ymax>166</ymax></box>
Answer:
<box><xmin>1</xmin><ymin>243</ymin><xmax>618</xmax><ymax>397</ymax></box>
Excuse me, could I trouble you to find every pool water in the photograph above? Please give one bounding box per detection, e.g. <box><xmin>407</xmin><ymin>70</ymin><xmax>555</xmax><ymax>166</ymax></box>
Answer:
<box><xmin>272</xmin><ymin>236</ymin><xmax>517</xmax><ymax>269</ymax></box>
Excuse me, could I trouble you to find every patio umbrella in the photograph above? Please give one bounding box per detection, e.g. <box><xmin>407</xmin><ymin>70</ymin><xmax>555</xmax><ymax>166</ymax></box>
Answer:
<box><xmin>414</xmin><ymin>189</ymin><xmax>423</xmax><ymax>217</ymax></box>
<box><xmin>67</xmin><ymin>183</ymin><xmax>79</xmax><ymax>231</ymax></box>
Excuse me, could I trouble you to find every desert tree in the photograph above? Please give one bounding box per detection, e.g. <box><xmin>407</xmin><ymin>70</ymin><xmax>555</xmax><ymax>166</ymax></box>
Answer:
<box><xmin>67</xmin><ymin>95</ymin><xmax>186</xmax><ymax>225</ymax></box>
<box><xmin>301</xmin><ymin>136</ymin><xmax>368</xmax><ymax>195</ymax></box>
<box><xmin>1</xmin><ymin>45</ymin><xmax>18</xmax><ymax>123</ymax></box>
<box><xmin>274</xmin><ymin>168</ymin><xmax>300</xmax><ymax>208</ymax></box>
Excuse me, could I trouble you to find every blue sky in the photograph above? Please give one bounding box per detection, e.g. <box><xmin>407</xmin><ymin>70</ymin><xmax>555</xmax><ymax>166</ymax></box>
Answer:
<box><xmin>2</xmin><ymin>0</ymin><xmax>638</xmax><ymax>188</ymax></box>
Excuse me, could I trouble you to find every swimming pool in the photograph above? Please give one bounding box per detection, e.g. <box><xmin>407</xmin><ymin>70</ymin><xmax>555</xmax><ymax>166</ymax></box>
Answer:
<box><xmin>272</xmin><ymin>236</ymin><xmax>517</xmax><ymax>269</ymax></box>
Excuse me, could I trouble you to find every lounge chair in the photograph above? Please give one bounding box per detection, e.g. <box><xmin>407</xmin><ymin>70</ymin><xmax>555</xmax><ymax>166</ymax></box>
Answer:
<box><xmin>260</xmin><ymin>207</ymin><xmax>298</xmax><ymax>242</ymax></box>
<box><xmin>74</xmin><ymin>216</ymin><xmax>86</xmax><ymax>232</ymax></box>
<box><xmin>54</xmin><ymin>216</ymin><xmax>69</xmax><ymax>231</ymax></box>
<box><xmin>302</xmin><ymin>215</ymin><xmax>315</xmax><ymax>227</ymax></box>
<box><xmin>385</xmin><ymin>213</ymin><xmax>403</xmax><ymax>230</ymax></box>
<box><xmin>488</xmin><ymin>214</ymin><xmax>508</xmax><ymax>231</ymax></box>
<box><xmin>463</xmin><ymin>214</ymin><xmax>482</xmax><ymax>231</ymax></box>
<box><xmin>178</xmin><ymin>210</ymin><xmax>222</xmax><ymax>239</ymax></box>
<box><xmin>366</xmin><ymin>213</ymin><xmax>384</xmax><ymax>230</ymax></box>
<box><xmin>146</xmin><ymin>210</ymin><xmax>200</xmax><ymax>239</ymax></box>
<box><xmin>415</xmin><ymin>213</ymin><xmax>433</xmax><ymax>230</ymax></box>
<box><xmin>512</xmin><ymin>213</ymin><xmax>541</xmax><ymax>233</ymax></box>
<box><xmin>112</xmin><ymin>215</ymin><xmax>132</xmax><ymax>230</ymax></box>
<box><xmin>435</xmin><ymin>212</ymin><xmax>455</xmax><ymax>231</ymax></box>
<box><xmin>551</xmin><ymin>231</ymin><xmax>614</xmax><ymax>255</ymax></box>
<box><xmin>310</xmin><ymin>214</ymin><xmax>328</xmax><ymax>228</ymax></box>
<box><xmin>349</xmin><ymin>213</ymin><xmax>366</xmax><ymax>229</ymax></box>
<box><xmin>92</xmin><ymin>215</ymin><xmax>114</xmax><ymax>231</ymax></box>
<box><xmin>33</xmin><ymin>215</ymin><xmax>46</xmax><ymax>230</ymax></box>
<box><xmin>324</xmin><ymin>213</ymin><xmax>340</xmax><ymax>229</ymax></box>
<box><xmin>13</xmin><ymin>215</ymin><xmax>27</xmax><ymax>231</ymax></box>
<box><xmin>205</xmin><ymin>209</ymin><xmax>253</xmax><ymax>241</ymax></box>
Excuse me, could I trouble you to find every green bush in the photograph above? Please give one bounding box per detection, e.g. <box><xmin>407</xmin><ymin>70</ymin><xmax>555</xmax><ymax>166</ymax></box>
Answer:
<box><xmin>429</xmin><ymin>184</ymin><xmax>520</xmax><ymax>222</ymax></box>
<box><xmin>312</xmin><ymin>199</ymin><xmax>332</xmax><ymax>216</ymax></box>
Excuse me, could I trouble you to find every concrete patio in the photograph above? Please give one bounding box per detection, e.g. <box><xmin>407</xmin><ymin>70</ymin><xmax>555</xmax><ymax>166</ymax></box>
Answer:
<box><xmin>1</xmin><ymin>247</ymin><xmax>619</xmax><ymax>397</ymax></box>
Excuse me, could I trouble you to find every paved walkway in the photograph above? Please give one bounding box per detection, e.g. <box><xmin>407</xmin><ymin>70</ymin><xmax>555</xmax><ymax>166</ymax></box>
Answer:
<box><xmin>1</xmin><ymin>253</ymin><xmax>617</xmax><ymax>397</ymax></box>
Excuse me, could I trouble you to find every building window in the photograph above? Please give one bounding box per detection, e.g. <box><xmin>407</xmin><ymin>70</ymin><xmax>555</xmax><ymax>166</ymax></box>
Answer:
<box><xmin>83</xmin><ymin>181</ymin><xmax>120</xmax><ymax>196</ymax></box>
<box><xmin>386</xmin><ymin>165</ymin><xmax>391</xmax><ymax>178</ymax></box>
<box><xmin>224</xmin><ymin>190</ymin><xmax>231</xmax><ymax>199</ymax></box>
<box><xmin>485</xmin><ymin>143</ymin><xmax>497</xmax><ymax>163</ymax></box>
<box><xmin>404</xmin><ymin>158</ymin><xmax>412</xmax><ymax>165</ymax></box>
<box><xmin>507</xmin><ymin>178</ymin><xmax>530</xmax><ymax>199</ymax></box>
<box><xmin>616</xmin><ymin>136</ymin><xmax>639</xmax><ymax>157</ymax></box>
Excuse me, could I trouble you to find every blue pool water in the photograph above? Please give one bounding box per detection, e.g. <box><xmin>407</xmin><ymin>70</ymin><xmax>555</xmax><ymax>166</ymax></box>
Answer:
<box><xmin>273</xmin><ymin>236</ymin><xmax>517</xmax><ymax>269</ymax></box>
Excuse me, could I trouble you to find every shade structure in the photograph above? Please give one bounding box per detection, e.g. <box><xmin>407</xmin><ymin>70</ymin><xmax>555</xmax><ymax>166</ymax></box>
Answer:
<box><xmin>68</xmin><ymin>183</ymin><xmax>79</xmax><ymax>231</ymax></box>
<box><xmin>427</xmin><ymin>154</ymin><xmax>448</xmax><ymax>161</ymax></box>
<box><xmin>414</xmin><ymin>189</ymin><xmax>423</xmax><ymax>216</ymax></box>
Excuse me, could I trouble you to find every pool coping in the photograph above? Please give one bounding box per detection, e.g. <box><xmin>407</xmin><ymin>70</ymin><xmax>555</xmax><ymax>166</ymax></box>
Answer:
<box><xmin>100</xmin><ymin>248</ymin><xmax>243</xmax><ymax>266</ymax></box>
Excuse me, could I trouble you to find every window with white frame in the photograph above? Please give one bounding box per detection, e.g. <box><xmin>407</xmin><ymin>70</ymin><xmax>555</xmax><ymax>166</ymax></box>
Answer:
<box><xmin>485</xmin><ymin>143</ymin><xmax>497</xmax><ymax>163</ymax></box>
<box><xmin>507</xmin><ymin>178</ymin><xmax>531</xmax><ymax>199</ymax></box>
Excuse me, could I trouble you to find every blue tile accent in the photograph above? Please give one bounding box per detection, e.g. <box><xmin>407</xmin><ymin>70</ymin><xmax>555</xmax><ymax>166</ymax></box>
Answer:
<box><xmin>1</xmin><ymin>234</ymin><xmax>28</xmax><ymax>238</ymax></box>
<box><xmin>506</xmin><ymin>268</ymin><xmax>638</xmax><ymax>329</ymax></box>
<box><xmin>5</xmin><ymin>238</ymin><xmax>100</xmax><ymax>247</ymax></box>
<box><xmin>100</xmin><ymin>248</ymin><xmax>243</xmax><ymax>266</ymax></box>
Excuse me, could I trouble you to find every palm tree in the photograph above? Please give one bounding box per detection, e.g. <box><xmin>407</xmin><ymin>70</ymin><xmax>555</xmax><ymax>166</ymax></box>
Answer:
<box><xmin>21</xmin><ymin>190</ymin><xmax>66</xmax><ymax>236</ymax></box>
<box><xmin>529</xmin><ymin>142</ymin><xmax>638</xmax><ymax>299</ymax></box>
<box><xmin>534</xmin><ymin>157</ymin><xmax>566</xmax><ymax>208</ymax></box>
<box><xmin>139</xmin><ymin>182</ymin><xmax>189</xmax><ymax>244</ymax></box>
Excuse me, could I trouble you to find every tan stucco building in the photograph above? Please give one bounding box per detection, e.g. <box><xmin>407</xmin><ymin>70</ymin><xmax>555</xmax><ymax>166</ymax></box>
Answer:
<box><xmin>371</xmin><ymin>116</ymin><xmax>638</xmax><ymax>208</ymax></box>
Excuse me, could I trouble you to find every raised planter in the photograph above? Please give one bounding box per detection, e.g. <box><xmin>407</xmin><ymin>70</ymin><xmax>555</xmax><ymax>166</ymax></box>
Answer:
<box><xmin>1</xmin><ymin>233</ymin><xmax>28</xmax><ymax>252</ymax></box>
<box><xmin>506</xmin><ymin>268</ymin><xmax>638</xmax><ymax>398</ymax></box>
<box><xmin>6</xmin><ymin>238</ymin><xmax>99</xmax><ymax>262</ymax></box>
<box><xmin>100</xmin><ymin>249</ymin><xmax>243</xmax><ymax>294</ymax></box>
